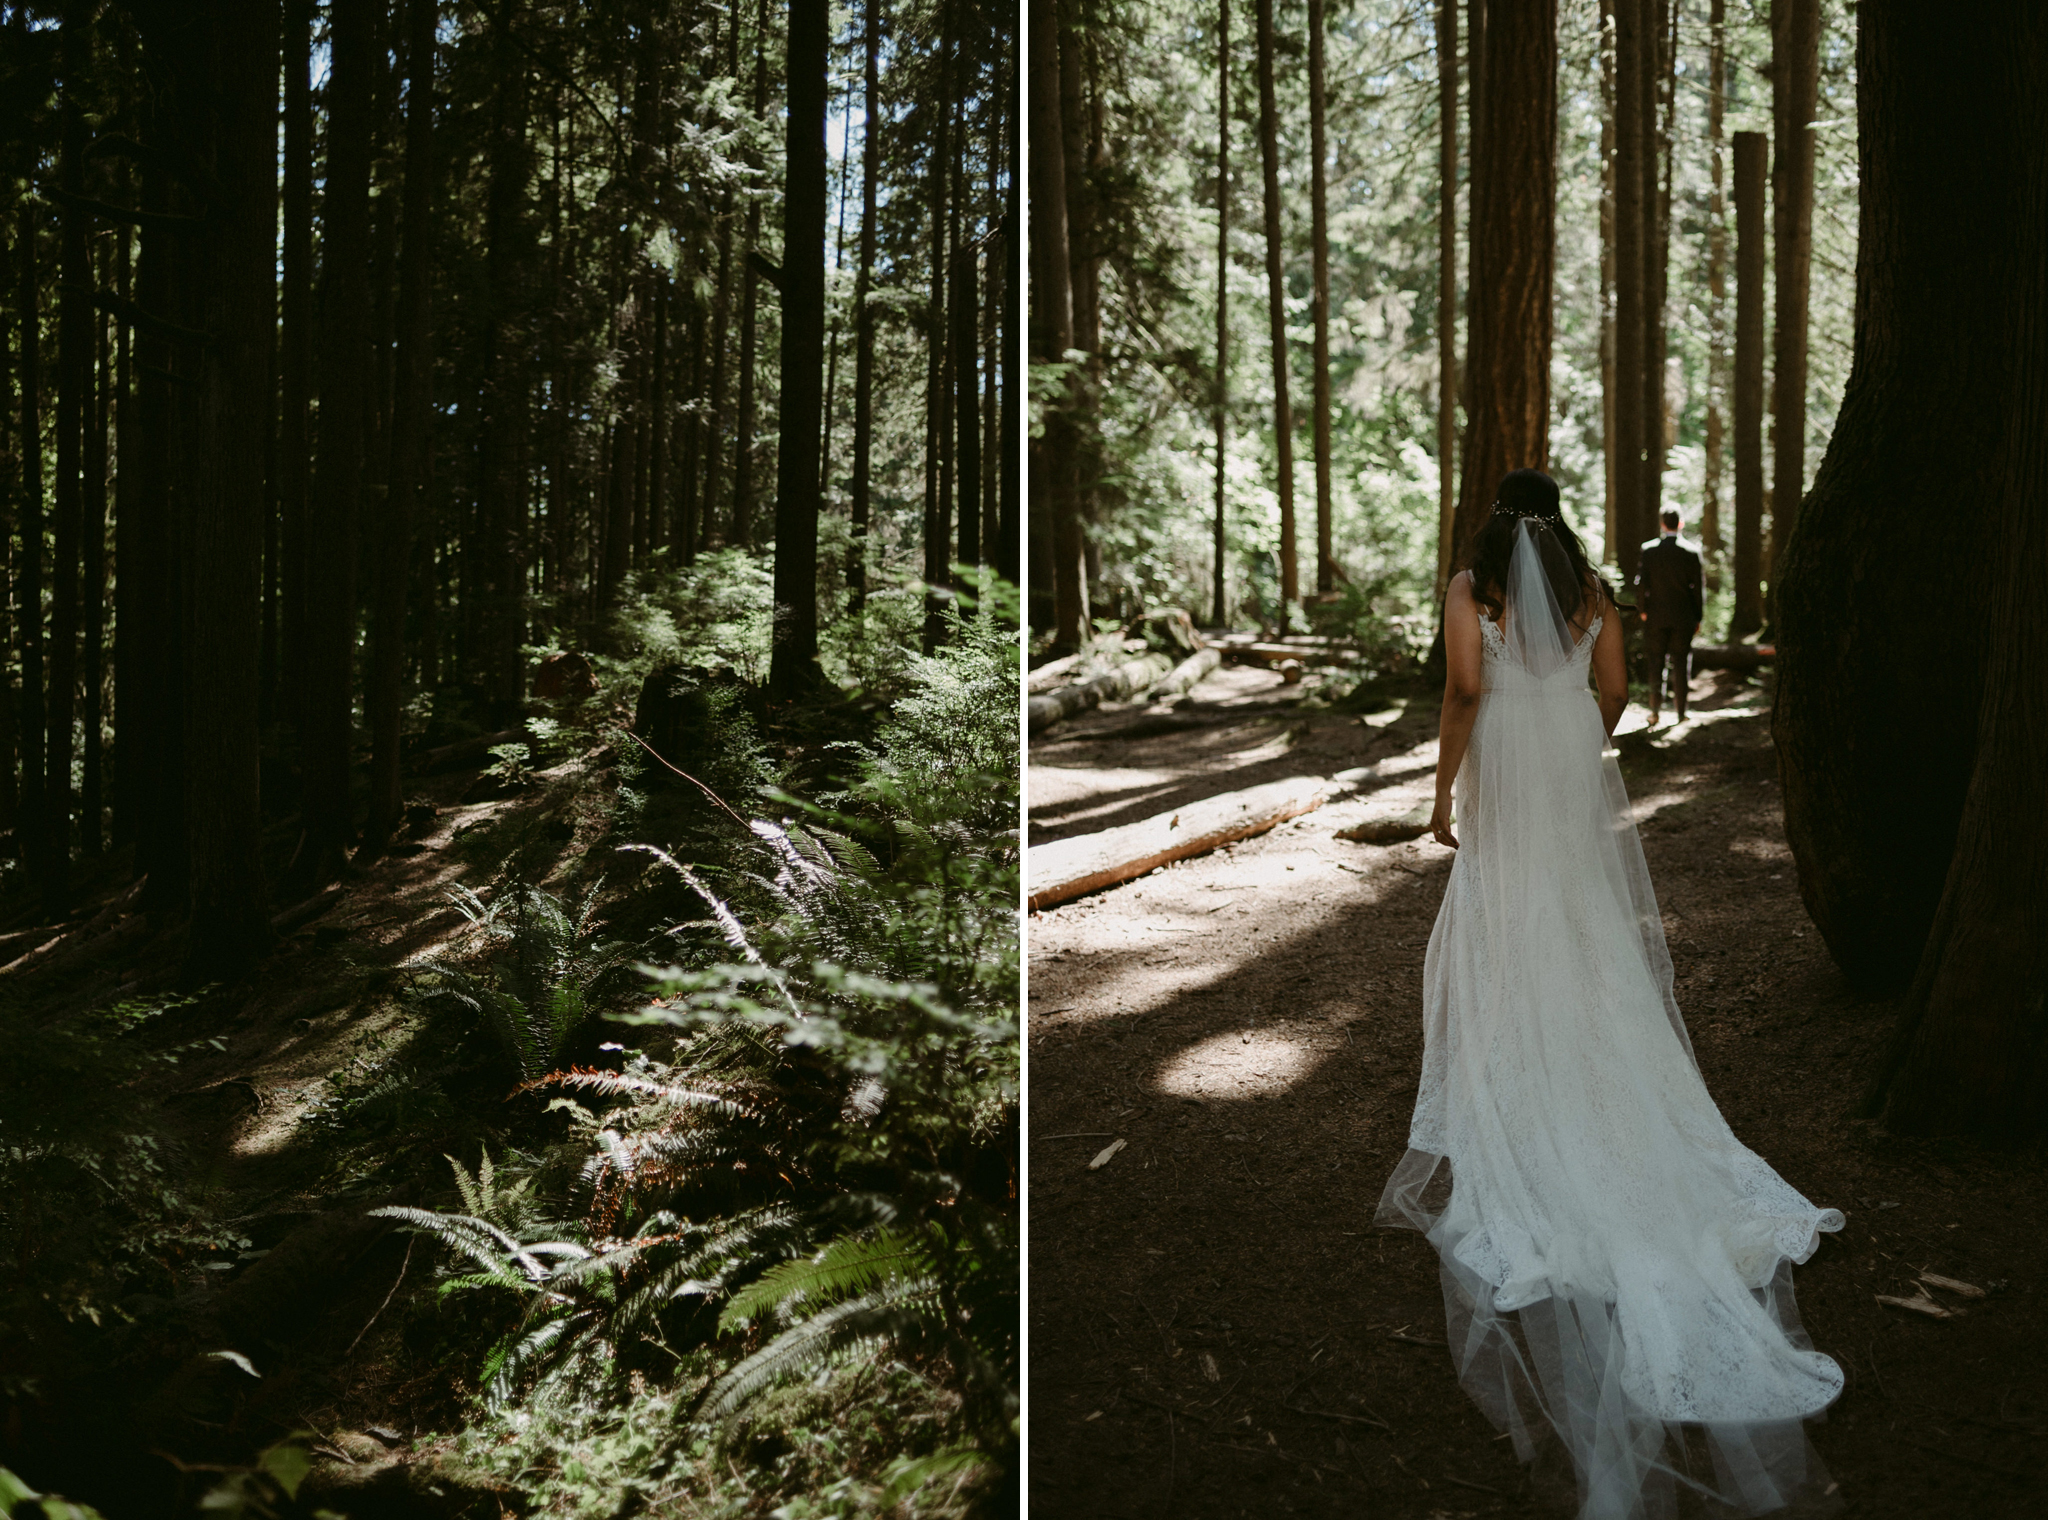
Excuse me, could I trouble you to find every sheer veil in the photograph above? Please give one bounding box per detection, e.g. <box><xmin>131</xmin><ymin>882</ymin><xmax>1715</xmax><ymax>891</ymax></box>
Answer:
<box><xmin>1376</xmin><ymin>520</ymin><xmax>1843</xmax><ymax>1520</ymax></box>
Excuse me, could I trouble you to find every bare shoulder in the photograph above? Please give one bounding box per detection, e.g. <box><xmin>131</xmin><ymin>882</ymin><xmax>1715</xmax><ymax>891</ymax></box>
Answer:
<box><xmin>1446</xmin><ymin>570</ymin><xmax>1476</xmax><ymax>606</ymax></box>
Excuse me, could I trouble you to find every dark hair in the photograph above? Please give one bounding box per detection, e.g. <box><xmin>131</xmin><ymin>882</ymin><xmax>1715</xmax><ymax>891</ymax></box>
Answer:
<box><xmin>1463</xmin><ymin>469</ymin><xmax>1611</xmax><ymax>625</ymax></box>
<box><xmin>1660</xmin><ymin>509</ymin><xmax>1681</xmax><ymax>531</ymax></box>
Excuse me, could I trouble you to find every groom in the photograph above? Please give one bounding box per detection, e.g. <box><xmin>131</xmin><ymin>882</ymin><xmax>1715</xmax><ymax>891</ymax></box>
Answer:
<box><xmin>1635</xmin><ymin>509</ymin><xmax>1703</xmax><ymax>724</ymax></box>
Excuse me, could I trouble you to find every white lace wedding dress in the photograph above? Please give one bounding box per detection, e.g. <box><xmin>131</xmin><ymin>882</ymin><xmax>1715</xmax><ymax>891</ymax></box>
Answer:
<box><xmin>1377</xmin><ymin>522</ymin><xmax>1844</xmax><ymax>1520</ymax></box>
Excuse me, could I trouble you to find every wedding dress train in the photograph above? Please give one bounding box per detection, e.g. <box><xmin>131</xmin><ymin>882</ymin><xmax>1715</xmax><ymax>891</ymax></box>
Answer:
<box><xmin>1377</xmin><ymin>523</ymin><xmax>1843</xmax><ymax>1520</ymax></box>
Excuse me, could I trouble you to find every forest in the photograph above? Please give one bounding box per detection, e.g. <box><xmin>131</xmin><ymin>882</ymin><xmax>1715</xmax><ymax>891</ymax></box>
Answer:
<box><xmin>1028</xmin><ymin>0</ymin><xmax>2046</xmax><ymax>1512</ymax></box>
<box><xmin>0</xmin><ymin>0</ymin><xmax>1018</xmax><ymax>1515</ymax></box>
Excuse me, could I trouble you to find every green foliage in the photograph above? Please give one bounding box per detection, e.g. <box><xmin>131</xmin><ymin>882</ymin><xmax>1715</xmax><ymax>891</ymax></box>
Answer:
<box><xmin>0</xmin><ymin>994</ymin><xmax>246</xmax><ymax>1335</ymax></box>
<box><xmin>1061</xmin><ymin>0</ymin><xmax>1859</xmax><ymax>639</ymax></box>
<box><xmin>604</xmin><ymin>549</ymin><xmax>778</xmax><ymax>688</ymax></box>
<box><xmin>379</xmin><ymin>683</ymin><xmax>1017</xmax><ymax>1495</ymax></box>
<box><xmin>852</xmin><ymin>585</ymin><xmax>1022</xmax><ymax>842</ymax></box>
<box><xmin>484</xmin><ymin>741</ymin><xmax>534</xmax><ymax>788</ymax></box>
<box><xmin>416</xmin><ymin>880</ymin><xmax>629</xmax><ymax>1082</ymax></box>
<box><xmin>0</xmin><ymin>1463</ymin><xmax>110</xmax><ymax>1520</ymax></box>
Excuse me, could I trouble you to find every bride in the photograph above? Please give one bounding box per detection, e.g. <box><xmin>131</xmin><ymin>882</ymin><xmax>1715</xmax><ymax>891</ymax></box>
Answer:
<box><xmin>1381</xmin><ymin>469</ymin><xmax>1843</xmax><ymax>1520</ymax></box>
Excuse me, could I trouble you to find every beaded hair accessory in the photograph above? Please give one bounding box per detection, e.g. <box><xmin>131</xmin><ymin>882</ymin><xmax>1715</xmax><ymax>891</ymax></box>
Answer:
<box><xmin>1490</xmin><ymin>499</ymin><xmax>1562</xmax><ymax>525</ymax></box>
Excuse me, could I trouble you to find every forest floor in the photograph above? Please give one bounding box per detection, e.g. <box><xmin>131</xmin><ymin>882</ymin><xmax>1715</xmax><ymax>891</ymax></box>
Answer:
<box><xmin>1026</xmin><ymin>659</ymin><xmax>2048</xmax><ymax>1520</ymax></box>
<box><xmin>0</xmin><ymin>736</ymin><xmax>658</xmax><ymax>1514</ymax></box>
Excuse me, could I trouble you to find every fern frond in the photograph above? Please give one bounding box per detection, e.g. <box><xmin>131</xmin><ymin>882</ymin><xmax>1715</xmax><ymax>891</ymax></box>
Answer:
<box><xmin>719</xmin><ymin>1229</ymin><xmax>934</xmax><ymax>1331</ymax></box>
<box><xmin>437</xmin><ymin>1269</ymin><xmax>535</xmax><ymax>1297</ymax></box>
<box><xmin>527</xmin><ymin>1068</ymin><xmax>757</xmax><ymax>1118</ymax></box>
<box><xmin>696</xmin><ymin>1296</ymin><xmax>931</xmax><ymax>1424</ymax></box>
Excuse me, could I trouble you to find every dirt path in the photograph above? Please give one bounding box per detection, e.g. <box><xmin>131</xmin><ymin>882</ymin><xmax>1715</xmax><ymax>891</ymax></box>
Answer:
<box><xmin>1027</xmin><ymin>663</ymin><xmax>2048</xmax><ymax>1519</ymax></box>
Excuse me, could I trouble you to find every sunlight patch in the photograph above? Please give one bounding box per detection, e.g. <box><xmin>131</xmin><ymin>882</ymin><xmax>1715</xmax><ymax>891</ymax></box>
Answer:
<box><xmin>1155</xmin><ymin>1029</ymin><xmax>1317</xmax><ymax>1099</ymax></box>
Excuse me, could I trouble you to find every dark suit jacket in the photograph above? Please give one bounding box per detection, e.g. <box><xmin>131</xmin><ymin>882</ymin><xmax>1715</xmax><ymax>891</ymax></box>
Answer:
<box><xmin>1635</xmin><ymin>534</ymin><xmax>1704</xmax><ymax>629</ymax></box>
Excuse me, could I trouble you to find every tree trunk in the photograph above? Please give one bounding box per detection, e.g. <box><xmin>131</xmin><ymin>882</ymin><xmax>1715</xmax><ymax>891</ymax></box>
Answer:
<box><xmin>1702</xmin><ymin>0</ymin><xmax>1726</xmax><ymax>565</ymax></box>
<box><xmin>997</xmin><ymin>55</ymin><xmax>1020</xmax><ymax>589</ymax></box>
<box><xmin>365</xmin><ymin>0</ymin><xmax>436</xmax><ymax>850</ymax></box>
<box><xmin>849</xmin><ymin>0</ymin><xmax>879</xmax><ymax>610</ymax></box>
<box><xmin>130</xmin><ymin>157</ymin><xmax>185</xmax><ymax>910</ymax></box>
<box><xmin>1772</xmin><ymin>0</ymin><xmax>2019</xmax><ymax>999</ymax></box>
<box><xmin>771</xmin><ymin>0</ymin><xmax>827</xmax><ymax>696</ymax></box>
<box><xmin>1863</xmin><ymin>6</ymin><xmax>2048</xmax><ymax>1143</ymax></box>
<box><xmin>179</xmin><ymin>0</ymin><xmax>280</xmax><ymax>976</ymax></box>
<box><xmin>1253</xmin><ymin>0</ymin><xmax>1295</xmax><ymax>619</ymax></box>
<box><xmin>1062</xmin><ymin>0</ymin><xmax>1103</xmax><ymax>622</ymax></box>
<box><xmin>16</xmin><ymin>168</ymin><xmax>45</xmax><ymax>884</ymax></box>
<box><xmin>1212</xmin><ymin>0</ymin><xmax>1230</xmax><ymax>628</ymax></box>
<box><xmin>649</xmin><ymin>273</ymin><xmax>668</xmax><ymax>555</ymax></box>
<box><xmin>278</xmin><ymin>0</ymin><xmax>314</xmax><ymax>748</ymax></box>
<box><xmin>1609</xmin><ymin>0</ymin><xmax>1645</xmax><ymax>579</ymax></box>
<box><xmin>1308</xmin><ymin>0</ymin><xmax>1332</xmax><ymax>598</ymax></box>
<box><xmin>1449</xmin><ymin>0</ymin><xmax>1556</xmax><ymax>567</ymax></box>
<box><xmin>476</xmin><ymin>16</ymin><xmax>532</xmax><ymax>710</ymax></box>
<box><xmin>733</xmin><ymin>2</ymin><xmax>768</xmax><ymax>550</ymax></box>
<box><xmin>953</xmin><ymin>237</ymin><xmax>980</xmax><ymax>567</ymax></box>
<box><xmin>708</xmin><ymin>188</ymin><xmax>735</xmax><ymax>551</ymax></box>
<box><xmin>1769</xmin><ymin>0</ymin><xmax>1819</xmax><ymax>600</ymax></box>
<box><xmin>820</xmin><ymin>58</ymin><xmax>853</xmax><ymax>503</ymax></box>
<box><xmin>1642</xmin><ymin>0</ymin><xmax>1673</xmax><ymax>538</ymax></box>
<box><xmin>1730</xmin><ymin>130</ymin><xmax>1766</xmax><ymax>639</ymax></box>
<box><xmin>81</xmin><ymin>237</ymin><xmax>107</xmax><ymax>856</ymax></box>
<box><xmin>923</xmin><ymin>29</ymin><xmax>955</xmax><ymax>652</ymax></box>
<box><xmin>109</xmin><ymin>123</ymin><xmax>134</xmax><ymax>852</ymax></box>
<box><xmin>294</xmin><ymin>0</ymin><xmax>373</xmax><ymax>889</ymax></box>
<box><xmin>48</xmin><ymin>7</ymin><xmax>89</xmax><ymax>909</ymax></box>
<box><xmin>1030</xmin><ymin>0</ymin><xmax>1087</xmax><ymax>651</ymax></box>
<box><xmin>1434</xmin><ymin>0</ymin><xmax>1458</xmax><ymax>596</ymax></box>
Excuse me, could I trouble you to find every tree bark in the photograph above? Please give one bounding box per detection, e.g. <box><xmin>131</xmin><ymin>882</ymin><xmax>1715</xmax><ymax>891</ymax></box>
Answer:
<box><xmin>1212</xmin><ymin>0</ymin><xmax>1230</xmax><ymax>628</ymax></box>
<box><xmin>1702</xmin><ymin>0</ymin><xmax>1726</xmax><ymax>564</ymax></box>
<box><xmin>1308</xmin><ymin>0</ymin><xmax>1332</xmax><ymax>598</ymax></box>
<box><xmin>1062</xmin><ymin>0</ymin><xmax>1103</xmax><ymax>619</ymax></box>
<box><xmin>771</xmin><ymin>0</ymin><xmax>827</xmax><ymax>696</ymax></box>
<box><xmin>1769</xmin><ymin>0</ymin><xmax>1819</xmax><ymax>602</ymax></box>
<box><xmin>821</xmin><ymin>57</ymin><xmax>853</xmax><ymax>504</ymax></box>
<box><xmin>365</xmin><ymin>0</ymin><xmax>436</xmax><ymax>850</ymax></box>
<box><xmin>475</xmin><ymin>14</ymin><xmax>533</xmax><ymax>708</ymax></box>
<box><xmin>179</xmin><ymin>0</ymin><xmax>280</xmax><ymax>976</ymax></box>
<box><xmin>81</xmin><ymin>234</ymin><xmax>107</xmax><ymax>856</ymax></box>
<box><xmin>48</xmin><ymin>5</ymin><xmax>89</xmax><ymax>908</ymax></box>
<box><xmin>130</xmin><ymin>155</ymin><xmax>185</xmax><ymax>910</ymax></box>
<box><xmin>294</xmin><ymin>0</ymin><xmax>374</xmax><ymax>889</ymax></box>
<box><xmin>1449</xmin><ymin>0</ymin><xmax>1556</xmax><ymax>568</ymax></box>
<box><xmin>1863</xmin><ymin>4</ymin><xmax>2048</xmax><ymax>1142</ymax></box>
<box><xmin>923</xmin><ymin>26</ymin><xmax>955</xmax><ymax>651</ymax></box>
<box><xmin>848</xmin><ymin>0</ymin><xmax>879</xmax><ymax>609</ymax></box>
<box><xmin>1641</xmin><ymin>0</ymin><xmax>1673</xmax><ymax>539</ymax></box>
<box><xmin>953</xmin><ymin>237</ymin><xmax>980</xmax><ymax>567</ymax></box>
<box><xmin>1253</xmin><ymin>0</ymin><xmax>1295</xmax><ymax>618</ymax></box>
<box><xmin>1434</xmin><ymin>0</ymin><xmax>1458</xmax><ymax>597</ymax></box>
<box><xmin>278</xmin><ymin>0</ymin><xmax>314</xmax><ymax>748</ymax></box>
<box><xmin>1609</xmin><ymin>0</ymin><xmax>1645</xmax><ymax>579</ymax></box>
<box><xmin>1773</xmin><ymin>0</ymin><xmax>2023</xmax><ymax>1000</ymax></box>
<box><xmin>16</xmin><ymin>155</ymin><xmax>46</xmax><ymax>884</ymax></box>
<box><xmin>1030</xmin><ymin>0</ymin><xmax>1087</xmax><ymax>651</ymax></box>
<box><xmin>733</xmin><ymin>0</ymin><xmax>768</xmax><ymax>550</ymax></box>
<box><xmin>1730</xmin><ymin>130</ymin><xmax>1766</xmax><ymax>639</ymax></box>
<box><xmin>997</xmin><ymin>51</ymin><xmax>1020</xmax><ymax>589</ymax></box>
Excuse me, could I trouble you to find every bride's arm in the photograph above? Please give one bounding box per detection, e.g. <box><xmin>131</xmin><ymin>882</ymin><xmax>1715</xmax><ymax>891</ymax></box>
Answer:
<box><xmin>1591</xmin><ymin>595</ymin><xmax>1628</xmax><ymax>738</ymax></box>
<box><xmin>1430</xmin><ymin>574</ymin><xmax>1484</xmax><ymax>848</ymax></box>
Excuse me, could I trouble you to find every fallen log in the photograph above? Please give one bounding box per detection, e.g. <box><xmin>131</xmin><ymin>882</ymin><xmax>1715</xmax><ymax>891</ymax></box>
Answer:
<box><xmin>408</xmin><ymin>726</ymin><xmax>528</xmax><ymax>777</ymax></box>
<box><xmin>1150</xmin><ymin>646</ymin><xmax>1221</xmax><ymax>700</ymax></box>
<box><xmin>1026</xmin><ymin>651</ymin><xmax>1175</xmax><ymax>736</ymax></box>
<box><xmin>1026</xmin><ymin>652</ymin><xmax>1084</xmax><ymax>693</ymax></box>
<box><xmin>1027</xmin><ymin>774</ymin><xmax>1331</xmax><ymax>910</ymax></box>
<box><xmin>1689</xmin><ymin>643</ymin><xmax>1774</xmax><ymax>672</ymax></box>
